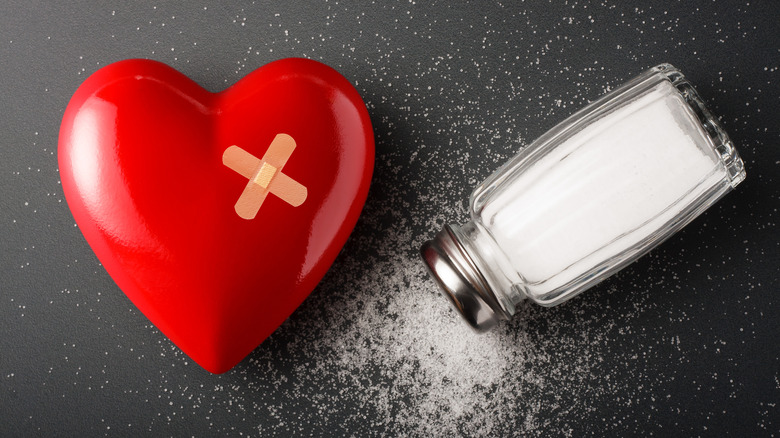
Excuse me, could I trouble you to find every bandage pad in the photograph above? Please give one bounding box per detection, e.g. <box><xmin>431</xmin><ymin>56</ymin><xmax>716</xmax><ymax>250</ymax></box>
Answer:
<box><xmin>223</xmin><ymin>134</ymin><xmax>308</xmax><ymax>219</ymax></box>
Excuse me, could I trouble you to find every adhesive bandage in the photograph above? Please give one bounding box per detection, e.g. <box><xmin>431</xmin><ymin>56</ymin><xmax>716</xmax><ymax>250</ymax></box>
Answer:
<box><xmin>222</xmin><ymin>134</ymin><xmax>308</xmax><ymax>220</ymax></box>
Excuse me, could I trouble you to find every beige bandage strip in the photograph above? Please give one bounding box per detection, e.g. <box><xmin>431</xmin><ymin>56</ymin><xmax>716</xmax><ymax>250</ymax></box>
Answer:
<box><xmin>222</xmin><ymin>134</ymin><xmax>308</xmax><ymax>220</ymax></box>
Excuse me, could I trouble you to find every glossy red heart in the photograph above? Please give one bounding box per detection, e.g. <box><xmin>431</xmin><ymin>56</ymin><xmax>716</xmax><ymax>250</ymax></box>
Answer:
<box><xmin>58</xmin><ymin>59</ymin><xmax>374</xmax><ymax>373</ymax></box>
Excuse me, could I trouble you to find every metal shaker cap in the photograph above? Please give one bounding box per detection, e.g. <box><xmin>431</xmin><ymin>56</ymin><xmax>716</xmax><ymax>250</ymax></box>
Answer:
<box><xmin>420</xmin><ymin>224</ymin><xmax>508</xmax><ymax>332</ymax></box>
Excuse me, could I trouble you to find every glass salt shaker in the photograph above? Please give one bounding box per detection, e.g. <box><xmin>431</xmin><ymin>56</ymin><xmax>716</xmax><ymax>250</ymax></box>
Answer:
<box><xmin>420</xmin><ymin>64</ymin><xmax>745</xmax><ymax>331</ymax></box>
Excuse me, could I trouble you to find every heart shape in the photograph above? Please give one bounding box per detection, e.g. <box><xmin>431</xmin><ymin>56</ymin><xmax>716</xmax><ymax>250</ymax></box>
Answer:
<box><xmin>58</xmin><ymin>59</ymin><xmax>374</xmax><ymax>373</ymax></box>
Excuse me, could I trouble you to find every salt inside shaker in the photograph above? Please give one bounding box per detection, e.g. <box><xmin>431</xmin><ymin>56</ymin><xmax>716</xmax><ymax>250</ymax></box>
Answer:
<box><xmin>420</xmin><ymin>64</ymin><xmax>746</xmax><ymax>331</ymax></box>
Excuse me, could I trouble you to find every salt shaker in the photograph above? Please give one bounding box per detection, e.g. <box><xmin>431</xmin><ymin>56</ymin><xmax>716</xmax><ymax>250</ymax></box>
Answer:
<box><xmin>420</xmin><ymin>64</ymin><xmax>745</xmax><ymax>331</ymax></box>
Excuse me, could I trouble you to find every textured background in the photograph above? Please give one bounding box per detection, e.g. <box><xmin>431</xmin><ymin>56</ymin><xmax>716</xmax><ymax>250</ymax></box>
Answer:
<box><xmin>1</xmin><ymin>1</ymin><xmax>779</xmax><ymax>436</ymax></box>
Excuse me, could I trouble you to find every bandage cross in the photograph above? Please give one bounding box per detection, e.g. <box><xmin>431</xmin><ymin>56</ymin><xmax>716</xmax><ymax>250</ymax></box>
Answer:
<box><xmin>222</xmin><ymin>134</ymin><xmax>307</xmax><ymax>220</ymax></box>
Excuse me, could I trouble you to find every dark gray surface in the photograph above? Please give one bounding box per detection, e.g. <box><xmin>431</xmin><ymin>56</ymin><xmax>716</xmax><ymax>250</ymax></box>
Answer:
<box><xmin>2</xmin><ymin>1</ymin><xmax>779</xmax><ymax>436</ymax></box>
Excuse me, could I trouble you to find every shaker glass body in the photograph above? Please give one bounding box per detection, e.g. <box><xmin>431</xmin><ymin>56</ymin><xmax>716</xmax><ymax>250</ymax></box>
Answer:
<box><xmin>421</xmin><ymin>64</ymin><xmax>745</xmax><ymax>331</ymax></box>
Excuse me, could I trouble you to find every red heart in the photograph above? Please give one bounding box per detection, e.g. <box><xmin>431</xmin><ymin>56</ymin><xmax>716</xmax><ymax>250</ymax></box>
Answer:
<box><xmin>58</xmin><ymin>59</ymin><xmax>374</xmax><ymax>373</ymax></box>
